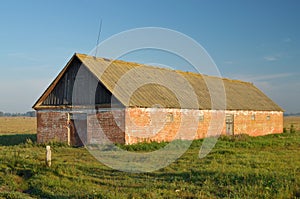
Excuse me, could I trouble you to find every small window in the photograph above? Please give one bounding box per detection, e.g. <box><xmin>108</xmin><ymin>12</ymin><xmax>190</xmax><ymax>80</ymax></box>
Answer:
<box><xmin>199</xmin><ymin>114</ymin><xmax>204</xmax><ymax>122</ymax></box>
<box><xmin>226</xmin><ymin>114</ymin><xmax>234</xmax><ymax>123</ymax></box>
<box><xmin>166</xmin><ymin>113</ymin><xmax>174</xmax><ymax>123</ymax></box>
<box><xmin>266</xmin><ymin>115</ymin><xmax>270</xmax><ymax>120</ymax></box>
<box><xmin>251</xmin><ymin>114</ymin><xmax>255</xmax><ymax>120</ymax></box>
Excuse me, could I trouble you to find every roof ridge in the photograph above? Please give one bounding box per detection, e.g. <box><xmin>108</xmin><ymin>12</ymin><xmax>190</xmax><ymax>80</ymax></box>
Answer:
<box><xmin>76</xmin><ymin>53</ymin><xmax>252</xmax><ymax>85</ymax></box>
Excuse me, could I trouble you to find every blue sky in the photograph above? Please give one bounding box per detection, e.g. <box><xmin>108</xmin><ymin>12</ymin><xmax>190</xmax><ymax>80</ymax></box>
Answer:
<box><xmin>0</xmin><ymin>0</ymin><xmax>299</xmax><ymax>113</ymax></box>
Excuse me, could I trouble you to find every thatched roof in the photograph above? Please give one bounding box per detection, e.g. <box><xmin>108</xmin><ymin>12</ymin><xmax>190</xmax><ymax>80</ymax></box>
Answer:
<box><xmin>33</xmin><ymin>53</ymin><xmax>283</xmax><ymax>111</ymax></box>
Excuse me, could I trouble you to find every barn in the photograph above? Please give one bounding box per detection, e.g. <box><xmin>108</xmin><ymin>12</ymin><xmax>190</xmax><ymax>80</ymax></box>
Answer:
<box><xmin>33</xmin><ymin>53</ymin><xmax>283</xmax><ymax>146</ymax></box>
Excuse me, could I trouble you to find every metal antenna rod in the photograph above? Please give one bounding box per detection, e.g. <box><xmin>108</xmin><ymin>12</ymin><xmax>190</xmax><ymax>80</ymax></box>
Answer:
<box><xmin>95</xmin><ymin>18</ymin><xmax>102</xmax><ymax>57</ymax></box>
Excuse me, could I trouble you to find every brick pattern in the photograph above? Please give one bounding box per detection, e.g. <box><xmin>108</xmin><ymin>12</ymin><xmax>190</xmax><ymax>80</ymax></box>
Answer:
<box><xmin>37</xmin><ymin>110</ymin><xmax>125</xmax><ymax>145</ymax></box>
<box><xmin>196</xmin><ymin>110</ymin><xmax>226</xmax><ymax>139</ymax></box>
<box><xmin>36</xmin><ymin>108</ymin><xmax>283</xmax><ymax>145</ymax></box>
<box><xmin>125</xmin><ymin>108</ymin><xmax>283</xmax><ymax>144</ymax></box>
<box><xmin>37</xmin><ymin>111</ymin><xmax>68</xmax><ymax>143</ymax></box>
<box><xmin>125</xmin><ymin>108</ymin><xmax>207</xmax><ymax>144</ymax></box>
<box><xmin>230</xmin><ymin>110</ymin><xmax>283</xmax><ymax>136</ymax></box>
<box><xmin>88</xmin><ymin>110</ymin><xmax>125</xmax><ymax>144</ymax></box>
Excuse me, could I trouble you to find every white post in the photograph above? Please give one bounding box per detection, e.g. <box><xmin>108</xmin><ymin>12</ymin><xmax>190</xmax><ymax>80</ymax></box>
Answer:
<box><xmin>46</xmin><ymin>145</ymin><xmax>51</xmax><ymax>167</ymax></box>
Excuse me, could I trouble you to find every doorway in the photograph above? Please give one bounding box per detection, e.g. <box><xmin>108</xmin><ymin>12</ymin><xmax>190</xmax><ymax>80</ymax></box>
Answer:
<box><xmin>69</xmin><ymin>113</ymin><xmax>87</xmax><ymax>146</ymax></box>
<box><xmin>226</xmin><ymin>114</ymin><xmax>234</xmax><ymax>135</ymax></box>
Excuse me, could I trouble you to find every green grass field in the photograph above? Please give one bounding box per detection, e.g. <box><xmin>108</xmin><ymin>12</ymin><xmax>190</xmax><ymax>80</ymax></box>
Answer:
<box><xmin>0</xmin><ymin>132</ymin><xmax>299</xmax><ymax>198</ymax></box>
<box><xmin>0</xmin><ymin>117</ymin><xmax>299</xmax><ymax>198</ymax></box>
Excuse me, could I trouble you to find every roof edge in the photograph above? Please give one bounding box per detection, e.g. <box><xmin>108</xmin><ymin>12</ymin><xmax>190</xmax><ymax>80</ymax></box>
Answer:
<box><xmin>75</xmin><ymin>53</ymin><xmax>256</xmax><ymax>86</ymax></box>
<box><xmin>32</xmin><ymin>53</ymin><xmax>78</xmax><ymax>109</ymax></box>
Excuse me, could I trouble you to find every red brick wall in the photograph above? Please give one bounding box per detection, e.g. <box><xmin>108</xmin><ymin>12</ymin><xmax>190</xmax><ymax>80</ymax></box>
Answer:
<box><xmin>196</xmin><ymin>110</ymin><xmax>226</xmax><ymax>139</ymax></box>
<box><xmin>37</xmin><ymin>110</ymin><xmax>125</xmax><ymax>145</ymax></box>
<box><xmin>36</xmin><ymin>109</ymin><xmax>283</xmax><ymax>145</ymax></box>
<box><xmin>125</xmin><ymin>108</ymin><xmax>201</xmax><ymax>144</ymax></box>
<box><xmin>229</xmin><ymin>110</ymin><xmax>283</xmax><ymax>136</ymax></box>
<box><xmin>87</xmin><ymin>110</ymin><xmax>125</xmax><ymax>144</ymax></box>
<box><xmin>37</xmin><ymin>111</ymin><xmax>68</xmax><ymax>143</ymax></box>
<box><xmin>124</xmin><ymin>108</ymin><xmax>283</xmax><ymax>144</ymax></box>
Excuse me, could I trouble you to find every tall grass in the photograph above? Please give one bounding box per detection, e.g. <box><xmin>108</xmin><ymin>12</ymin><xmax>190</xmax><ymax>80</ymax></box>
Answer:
<box><xmin>0</xmin><ymin>131</ymin><xmax>299</xmax><ymax>198</ymax></box>
<box><xmin>0</xmin><ymin>134</ymin><xmax>36</xmax><ymax>146</ymax></box>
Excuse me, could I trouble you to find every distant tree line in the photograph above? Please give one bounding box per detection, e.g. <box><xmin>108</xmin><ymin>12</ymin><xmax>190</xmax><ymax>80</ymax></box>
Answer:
<box><xmin>0</xmin><ymin>111</ymin><xmax>36</xmax><ymax>117</ymax></box>
<box><xmin>284</xmin><ymin>112</ymin><xmax>300</xmax><ymax>116</ymax></box>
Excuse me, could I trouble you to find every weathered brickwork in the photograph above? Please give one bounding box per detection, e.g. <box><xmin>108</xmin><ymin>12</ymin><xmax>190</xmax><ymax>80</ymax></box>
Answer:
<box><xmin>87</xmin><ymin>110</ymin><xmax>125</xmax><ymax>144</ymax></box>
<box><xmin>37</xmin><ymin>110</ymin><xmax>125</xmax><ymax>145</ymax></box>
<box><xmin>125</xmin><ymin>108</ymin><xmax>198</xmax><ymax>144</ymax></box>
<box><xmin>37</xmin><ymin>108</ymin><xmax>283</xmax><ymax>145</ymax></box>
<box><xmin>124</xmin><ymin>108</ymin><xmax>283</xmax><ymax>144</ymax></box>
<box><xmin>229</xmin><ymin>110</ymin><xmax>283</xmax><ymax>136</ymax></box>
<box><xmin>37</xmin><ymin>111</ymin><xmax>68</xmax><ymax>143</ymax></box>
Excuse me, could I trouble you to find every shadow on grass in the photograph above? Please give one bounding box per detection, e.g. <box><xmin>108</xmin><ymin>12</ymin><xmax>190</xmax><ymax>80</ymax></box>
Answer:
<box><xmin>0</xmin><ymin>134</ymin><xmax>36</xmax><ymax>146</ymax></box>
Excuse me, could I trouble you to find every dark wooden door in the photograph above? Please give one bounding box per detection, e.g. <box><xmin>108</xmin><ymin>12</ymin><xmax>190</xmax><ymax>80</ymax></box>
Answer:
<box><xmin>70</xmin><ymin>114</ymin><xmax>87</xmax><ymax>146</ymax></box>
<box><xmin>226</xmin><ymin>114</ymin><xmax>234</xmax><ymax>135</ymax></box>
